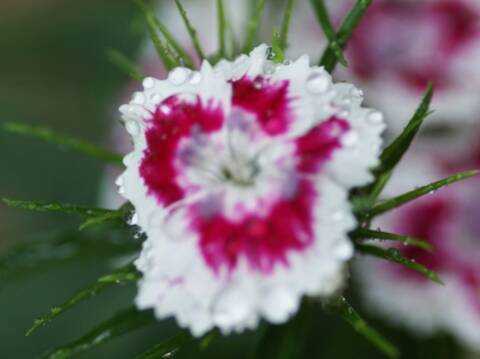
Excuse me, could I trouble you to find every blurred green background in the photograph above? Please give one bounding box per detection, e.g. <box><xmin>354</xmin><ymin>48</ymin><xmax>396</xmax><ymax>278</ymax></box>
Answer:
<box><xmin>0</xmin><ymin>1</ymin><xmax>470</xmax><ymax>358</ymax></box>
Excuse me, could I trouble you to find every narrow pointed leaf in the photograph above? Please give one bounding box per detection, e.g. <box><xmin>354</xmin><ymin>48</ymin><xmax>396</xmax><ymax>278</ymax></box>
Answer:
<box><xmin>319</xmin><ymin>0</ymin><xmax>372</xmax><ymax>72</ymax></box>
<box><xmin>27</xmin><ymin>264</ymin><xmax>140</xmax><ymax>336</ymax></box>
<box><xmin>254</xmin><ymin>304</ymin><xmax>313</xmax><ymax>359</ymax></box>
<box><xmin>133</xmin><ymin>331</ymin><xmax>192</xmax><ymax>359</ymax></box>
<box><xmin>79</xmin><ymin>210</ymin><xmax>125</xmax><ymax>230</ymax></box>
<box><xmin>369</xmin><ymin>170</ymin><xmax>480</xmax><ymax>217</ymax></box>
<box><xmin>2</xmin><ymin>122</ymin><xmax>123</xmax><ymax>165</ymax></box>
<box><xmin>2</xmin><ymin>199</ymin><xmax>114</xmax><ymax>217</ymax></box>
<box><xmin>38</xmin><ymin>307</ymin><xmax>155</xmax><ymax>359</ymax></box>
<box><xmin>271</xmin><ymin>30</ymin><xmax>284</xmax><ymax>63</ymax></box>
<box><xmin>310</xmin><ymin>0</ymin><xmax>347</xmax><ymax>66</ymax></box>
<box><xmin>353</xmin><ymin>228</ymin><xmax>433</xmax><ymax>251</ymax></box>
<box><xmin>217</xmin><ymin>0</ymin><xmax>227</xmax><ymax>58</ymax></box>
<box><xmin>357</xmin><ymin>244</ymin><xmax>444</xmax><ymax>284</ymax></box>
<box><xmin>325</xmin><ymin>297</ymin><xmax>399</xmax><ymax>358</ymax></box>
<box><xmin>279</xmin><ymin>0</ymin><xmax>296</xmax><ymax>51</ymax></box>
<box><xmin>135</xmin><ymin>0</ymin><xmax>177</xmax><ymax>70</ymax></box>
<box><xmin>175</xmin><ymin>0</ymin><xmax>206</xmax><ymax>60</ymax></box>
<box><xmin>244</xmin><ymin>0</ymin><xmax>266</xmax><ymax>53</ymax></box>
<box><xmin>106</xmin><ymin>49</ymin><xmax>144</xmax><ymax>81</ymax></box>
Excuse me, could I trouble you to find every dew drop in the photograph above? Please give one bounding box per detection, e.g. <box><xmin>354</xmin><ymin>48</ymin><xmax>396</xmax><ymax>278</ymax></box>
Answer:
<box><xmin>253</xmin><ymin>79</ymin><xmax>263</xmax><ymax>89</ymax></box>
<box><xmin>263</xmin><ymin>63</ymin><xmax>275</xmax><ymax>75</ymax></box>
<box><xmin>342</xmin><ymin>131</ymin><xmax>359</xmax><ymax>147</ymax></box>
<box><xmin>143</xmin><ymin>77</ymin><xmax>155</xmax><ymax>89</ymax></box>
<box><xmin>125</xmin><ymin>120</ymin><xmax>140</xmax><ymax>136</ymax></box>
<box><xmin>169</xmin><ymin>67</ymin><xmax>189</xmax><ymax>85</ymax></box>
<box><xmin>115</xmin><ymin>176</ymin><xmax>124</xmax><ymax>187</ymax></box>
<box><xmin>189</xmin><ymin>72</ymin><xmax>202</xmax><ymax>84</ymax></box>
<box><xmin>132</xmin><ymin>93</ymin><xmax>145</xmax><ymax>105</ymax></box>
<box><xmin>367</xmin><ymin>111</ymin><xmax>383</xmax><ymax>125</ymax></box>
<box><xmin>306</xmin><ymin>73</ymin><xmax>330</xmax><ymax>94</ymax></box>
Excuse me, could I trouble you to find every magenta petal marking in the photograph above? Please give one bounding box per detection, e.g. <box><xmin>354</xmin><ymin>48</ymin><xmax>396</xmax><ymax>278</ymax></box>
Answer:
<box><xmin>194</xmin><ymin>180</ymin><xmax>316</xmax><ymax>274</ymax></box>
<box><xmin>232</xmin><ymin>76</ymin><xmax>291</xmax><ymax>136</ymax></box>
<box><xmin>140</xmin><ymin>96</ymin><xmax>224</xmax><ymax>206</ymax></box>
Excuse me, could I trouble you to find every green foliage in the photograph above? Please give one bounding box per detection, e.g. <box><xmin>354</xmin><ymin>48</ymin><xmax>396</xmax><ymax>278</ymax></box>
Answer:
<box><xmin>175</xmin><ymin>0</ymin><xmax>206</xmax><ymax>60</ymax></box>
<box><xmin>26</xmin><ymin>263</ymin><xmax>140</xmax><ymax>336</ymax></box>
<box><xmin>244</xmin><ymin>0</ymin><xmax>266</xmax><ymax>53</ymax></box>
<box><xmin>310</xmin><ymin>0</ymin><xmax>347</xmax><ymax>66</ymax></box>
<box><xmin>279</xmin><ymin>0</ymin><xmax>296</xmax><ymax>52</ymax></box>
<box><xmin>369</xmin><ymin>170</ymin><xmax>480</xmax><ymax>217</ymax></box>
<box><xmin>271</xmin><ymin>31</ymin><xmax>285</xmax><ymax>63</ymax></box>
<box><xmin>133</xmin><ymin>331</ymin><xmax>192</xmax><ymax>359</ymax></box>
<box><xmin>353</xmin><ymin>228</ymin><xmax>433</xmax><ymax>252</ymax></box>
<box><xmin>106</xmin><ymin>48</ymin><xmax>145</xmax><ymax>81</ymax></box>
<box><xmin>216</xmin><ymin>0</ymin><xmax>227</xmax><ymax>58</ymax></box>
<box><xmin>2</xmin><ymin>122</ymin><xmax>123</xmax><ymax>166</ymax></box>
<box><xmin>2</xmin><ymin>199</ymin><xmax>113</xmax><ymax>217</ymax></box>
<box><xmin>318</xmin><ymin>0</ymin><xmax>372</xmax><ymax>72</ymax></box>
<box><xmin>356</xmin><ymin>244</ymin><xmax>444</xmax><ymax>284</ymax></box>
<box><xmin>38</xmin><ymin>307</ymin><xmax>155</xmax><ymax>359</ymax></box>
<box><xmin>325</xmin><ymin>297</ymin><xmax>399</xmax><ymax>358</ymax></box>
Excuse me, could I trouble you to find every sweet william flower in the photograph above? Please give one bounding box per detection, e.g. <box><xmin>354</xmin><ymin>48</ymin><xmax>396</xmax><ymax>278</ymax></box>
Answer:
<box><xmin>358</xmin><ymin>141</ymin><xmax>480</xmax><ymax>349</ymax></box>
<box><xmin>117</xmin><ymin>44</ymin><xmax>385</xmax><ymax>336</ymax></box>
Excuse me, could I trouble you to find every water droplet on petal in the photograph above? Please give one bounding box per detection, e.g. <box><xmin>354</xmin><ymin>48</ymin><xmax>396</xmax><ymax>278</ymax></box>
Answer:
<box><xmin>306</xmin><ymin>73</ymin><xmax>330</xmax><ymax>94</ymax></box>
<box><xmin>189</xmin><ymin>72</ymin><xmax>202</xmax><ymax>84</ymax></box>
<box><xmin>169</xmin><ymin>67</ymin><xmax>189</xmax><ymax>85</ymax></box>
<box><xmin>132</xmin><ymin>93</ymin><xmax>145</xmax><ymax>105</ymax></box>
<box><xmin>336</xmin><ymin>241</ymin><xmax>353</xmax><ymax>260</ymax></box>
<box><xmin>253</xmin><ymin>79</ymin><xmax>263</xmax><ymax>89</ymax></box>
<box><xmin>143</xmin><ymin>77</ymin><xmax>155</xmax><ymax>89</ymax></box>
<box><xmin>367</xmin><ymin>111</ymin><xmax>383</xmax><ymax>125</ymax></box>
<box><xmin>115</xmin><ymin>176</ymin><xmax>124</xmax><ymax>186</ymax></box>
<box><xmin>342</xmin><ymin>131</ymin><xmax>358</xmax><ymax>147</ymax></box>
<box><xmin>263</xmin><ymin>63</ymin><xmax>275</xmax><ymax>75</ymax></box>
<box><xmin>126</xmin><ymin>120</ymin><xmax>140</xmax><ymax>136</ymax></box>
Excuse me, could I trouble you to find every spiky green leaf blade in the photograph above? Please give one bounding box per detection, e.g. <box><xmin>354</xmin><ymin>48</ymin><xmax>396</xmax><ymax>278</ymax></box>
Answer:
<box><xmin>310</xmin><ymin>0</ymin><xmax>347</xmax><ymax>66</ymax></box>
<box><xmin>2</xmin><ymin>199</ymin><xmax>114</xmax><ymax>217</ymax></box>
<box><xmin>175</xmin><ymin>0</ymin><xmax>206</xmax><ymax>60</ymax></box>
<box><xmin>26</xmin><ymin>264</ymin><xmax>140</xmax><ymax>336</ymax></box>
<box><xmin>79</xmin><ymin>210</ymin><xmax>125</xmax><ymax>230</ymax></box>
<box><xmin>244</xmin><ymin>0</ymin><xmax>266</xmax><ymax>53</ymax></box>
<box><xmin>369</xmin><ymin>170</ymin><xmax>480</xmax><ymax>217</ymax></box>
<box><xmin>353</xmin><ymin>228</ymin><xmax>433</xmax><ymax>251</ymax></box>
<box><xmin>271</xmin><ymin>30</ymin><xmax>285</xmax><ymax>63</ymax></box>
<box><xmin>38</xmin><ymin>307</ymin><xmax>155</xmax><ymax>359</ymax></box>
<box><xmin>216</xmin><ymin>0</ymin><xmax>227</xmax><ymax>58</ymax></box>
<box><xmin>279</xmin><ymin>0</ymin><xmax>296</xmax><ymax>52</ymax></box>
<box><xmin>357</xmin><ymin>244</ymin><xmax>444</xmax><ymax>284</ymax></box>
<box><xmin>135</xmin><ymin>0</ymin><xmax>177</xmax><ymax>70</ymax></box>
<box><xmin>133</xmin><ymin>331</ymin><xmax>192</xmax><ymax>359</ymax></box>
<box><xmin>319</xmin><ymin>0</ymin><xmax>372</xmax><ymax>72</ymax></box>
<box><xmin>106</xmin><ymin>49</ymin><xmax>145</xmax><ymax>81</ymax></box>
<box><xmin>254</xmin><ymin>304</ymin><xmax>313</xmax><ymax>359</ymax></box>
<box><xmin>325</xmin><ymin>297</ymin><xmax>399</xmax><ymax>358</ymax></box>
<box><xmin>2</xmin><ymin>122</ymin><xmax>123</xmax><ymax>166</ymax></box>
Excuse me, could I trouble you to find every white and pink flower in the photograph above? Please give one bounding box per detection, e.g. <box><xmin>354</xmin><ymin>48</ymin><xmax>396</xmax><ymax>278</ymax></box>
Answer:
<box><xmin>358</xmin><ymin>139</ymin><xmax>480</xmax><ymax>349</ymax></box>
<box><xmin>117</xmin><ymin>44</ymin><xmax>384</xmax><ymax>336</ymax></box>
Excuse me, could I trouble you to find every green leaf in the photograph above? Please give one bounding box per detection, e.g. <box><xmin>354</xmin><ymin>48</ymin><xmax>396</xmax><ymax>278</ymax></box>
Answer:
<box><xmin>2</xmin><ymin>199</ymin><xmax>115</xmax><ymax>217</ymax></box>
<box><xmin>79</xmin><ymin>210</ymin><xmax>125</xmax><ymax>230</ymax></box>
<box><xmin>243</xmin><ymin>0</ymin><xmax>266</xmax><ymax>53</ymax></box>
<box><xmin>216</xmin><ymin>0</ymin><xmax>227</xmax><ymax>58</ymax></box>
<box><xmin>38</xmin><ymin>307</ymin><xmax>155</xmax><ymax>359</ymax></box>
<box><xmin>0</xmin><ymin>229</ymin><xmax>138</xmax><ymax>284</ymax></box>
<box><xmin>271</xmin><ymin>30</ymin><xmax>285</xmax><ymax>64</ymax></box>
<box><xmin>279</xmin><ymin>0</ymin><xmax>296</xmax><ymax>52</ymax></box>
<box><xmin>106</xmin><ymin>48</ymin><xmax>145</xmax><ymax>81</ymax></box>
<box><xmin>133</xmin><ymin>331</ymin><xmax>192</xmax><ymax>359</ymax></box>
<box><xmin>2</xmin><ymin>122</ymin><xmax>123</xmax><ymax>166</ymax></box>
<box><xmin>255</xmin><ymin>304</ymin><xmax>313</xmax><ymax>359</ymax></box>
<box><xmin>135</xmin><ymin>0</ymin><xmax>177</xmax><ymax>70</ymax></box>
<box><xmin>325</xmin><ymin>297</ymin><xmax>399</xmax><ymax>358</ymax></box>
<box><xmin>26</xmin><ymin>264</ymin><xmax>140</xmax><ymax>336</ymax></box>
<box><xmin>365</xmin><ymin>84</ymin><xmax>434</xmax><ymax>203</ymax></box>
<box><xmin>369</xmin><ymin>170</ymin><xmax>480</xmax><ymax>217</ymax></box>
<box><xmin>357</xmin><ymin>244</ymin><xmax>444</xmax><ymax>284</ymax></box>
<box><xmin>353</xmin><ymin>228</ymin><xmax>433</xmax><ymax>252</ymax></box>
<box><xmin>319</xmin><ymin>0</ymin><xmax>372</xmax><ymax>72</ymax></box>
<box><xmin>310</xmin><ymin>0</ymin><xmax>347</xmax><ymax>66</ymax></box>
<box><xmin>175</xmin><ymin>0</ymin><xmax>206</xmax><ymax>60</ymax></box>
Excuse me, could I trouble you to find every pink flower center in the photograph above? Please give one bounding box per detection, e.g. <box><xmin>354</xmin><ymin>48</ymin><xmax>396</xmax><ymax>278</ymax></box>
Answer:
<box><xmin>139</xmin><ymin>76</ymin><xmax>349</xmax><ymax>275</ymax></box>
